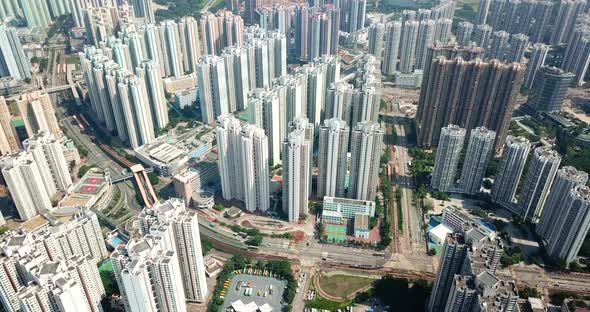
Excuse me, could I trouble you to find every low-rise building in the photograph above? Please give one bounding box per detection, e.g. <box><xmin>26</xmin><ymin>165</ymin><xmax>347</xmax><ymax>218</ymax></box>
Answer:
<box><xmin>135</xmin><ymin>127</ymin><xmax>213</xmax><ymax>176</ymax></box>
<box><xmin>58</xmin><ymin>168</ymin><xmax>112</xmax><ymax>211</ymax></box>
<box><xmin>353</xmin><ymin>214</ymin><xmax>370</xmax><ymax>239</ymax></box>
<box><xmin>322</xmin><ymin>196</ymin><xmax>375</xmax><ymax>220</ymax></box>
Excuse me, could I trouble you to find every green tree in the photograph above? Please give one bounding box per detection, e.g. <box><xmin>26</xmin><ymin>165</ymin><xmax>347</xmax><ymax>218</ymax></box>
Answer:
<box><xmin>520</xmin><ymin>287</ymin><xmax>541</xmax><ymax>299</ymax></box>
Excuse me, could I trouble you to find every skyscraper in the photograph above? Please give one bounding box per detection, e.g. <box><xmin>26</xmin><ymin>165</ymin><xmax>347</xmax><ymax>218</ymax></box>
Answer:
<box><xmin>537</xmin><ymin>166</ymin><xmax>588</xmax><ymax>239</ymax></box>
<box><xmin>417</xmin><ymin>57</ymin><xmax>523</xmax><ymax>150</ymax></box>
<box><xmin>112</xmin><ymin>237</ymin><xmax>187</xmax><ymax>312</ymax></box>
<box><xmin>20</xmin><ymin>0</ymin><xmax>52</xmax><ymax>28</ymax></box>
<box><xmin>368</xmin><ymin>22</ymin><xmax>385</xmax><ymax>59</ymax></box>
<box><xmin>325</xmin><ymin>81</ymin><xmax>355</xmax><ymax>125</ymax></box>
<box><xmin>23</xmin><ymin>130</ymin><xmax>72</xmax><ymax>193</ymax></box>
<box><xmin>138</xmin><ymin>60</ymin><xmax>169</xmax><ymax>130</ymax></box>
<box><xmin>215</xmin><ymin>115</ymin><xmax>244</xmax><ymax>203</ymax></box>
<box><xmin>0</xmin><ymin>152</ymin><xmax>53</xmax><ymax>220</ymax></box>
<box><xmin>429</xmin><ymin>233</ymin><xmax>468</xmax><ymax>312</ymax></box>
<box><xmin>491</xmin><ymin>135</ymin><xmax>531</xmax><ymax>208</ymax></box>
<box><xmin>348</xmin><ymin>121</ymin><xmax>384</xmax><ymax>200</ymax></box>
<box><xmin>247</xmin><ymin>88</ymin><xmax>281</xmax><ymax>166</ymax></box>
<box><xmin>507</xmin><ymin>33</ymin><xmax>528</xmax><ymax>63</ymax></box>
<box><xmin>240</xmin><ymin>125</ymin><xmax>270</xmax><ymax>212</ymax></box>
<box><xmin>138</xmin><ymin>198</ymin><xmax>209</xmax><ymax>302</ymax></box>
<box><xmin>527</xmin><ymin>66</ymin><xmax>575</xmax><ymax>113</ymax></box>
<box><xmin>431</xmin><ymin>125</ymin><xmax>466</xmax><ymax>192</ymax></box>
<box><xmin>178</xmin><ymin>16</ymin><xmax>201</xmax><ymax>73</ymax></box>
<box><xmin>415</xmin><ymin>19</ymin><xmax>436</xmax><ymax>70</ymax></box>
<box><xmin>473</xmin><ymin>24</ymin><xmax>493</xmax><ymax>49</ymax></box>
<box><xmin>197</xmin><ymin>55</ymin><xmax>229</xmax><ymax>124</ymax></box>
<box><xmin>399</xmin><ymin>20</ymin><xmax>419</xmax><ymax>73</ymax></box>
<box><xmin>488</xmin><ymin>30</ymin><xmax>510</xmax><ymax>60</ymax></box>
<box><xmin>282</xmin><ymin>128</ymin><xmax>312</xmax><ymax>222</ymax></box>
<box><xmin>159</xmin><ymin>20</ymin><xmax>183</xmax><ymax>77</ymax></box>
<box><xmin>458</xmin><ymin>127</ymin><xmax>496</xmax><ymax>194</ymax></box>
<box><xmin>199</xmin><ymin>11</ymin><xmax>244</xmax><ymax>55</ymax></box>
<box><xmin>456</xmin><ymin>21</ymin><xmax>474</xmax><ymax>46</ymax></box>
<box><xmin>16</xmin><ymin>91</ymin><xmax>60</xmax><ymax>138</ymax></box>
<box><xmin>117</xmin><ymin>74</ymin><xmax>156</xmax><ymax>149</ymax></box>
<box><xmin>131</xmin><ymin>0</ymin><xmax>155</xmax><ymax>23</ymax></box>
<box><xmin>545</xmin><ymin>185</ymin><xmax>590</xmax><ymax>264</ymax></box>
<box><xmin>476</xmin><ymin>0</ymin><xmax>491</xmax><ymax>24</ymax></box>
<box><xmin>0</xmin><ymin>96</ymin><xmax>18</xmax><ymax>156</ymax></box>
<box><xmin>517</xmin><ymin>147</ymin><xmax>561</xmax><ymax>221</ymax></box>
<box><xmin>215</xmin><ymin>115</ymin><xmax>269</xmax><ymax>212</ymax></box>
<box><xmin>434</xmin><ymin>18</ymin><xmax>452</xmax><ymax>44</ymax></box>
<box><xmin>562</xmin><ymin>13</ymin><xmax>590</xmax><ymax>86</ymax></box>
<box><xmin>550</xmin><ymin>0</ymin><xmax>586</xmax><ymax>45</ymax></box>
<box><xmin>337</xmin><ymin>0</ymin><xmax>366</xmax><ymax>33</ymax></box>
<box><xmin>0</xmin><ymin>24</ymin><xmax>31</xmax><ymax>80</ymax></box>
<box><xmin>317</xmin><ymin>118</ymin><xmax>349</xmax><ymax>199</ymax></box>
<box><xmin>382</xmin><ymin>21</ymin><xmax>402</xmax><ymax>74</ymax></box>
<box><xmin>522</xmin><ymin>43</ymin><xmax>549</xmax><ymax>89</ymax></box>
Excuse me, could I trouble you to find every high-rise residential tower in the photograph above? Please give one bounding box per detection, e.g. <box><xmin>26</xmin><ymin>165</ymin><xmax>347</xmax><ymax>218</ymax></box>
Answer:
<box><xmin>348</xmin><ymin>121</ymin><xmax>384</xmax><ymax>200</ymax></box>
<box><xmin>456</xmin><ymin>21</ymin><xmax>474</xmax><ymax>46</ymax></box>
<box><xmin>382</xmin><ymin>21</ymin><xmax>402</xmax><ymax>74</ymax></box>
<box><xmin>431</xmin><ymin>125</ymin><xmax>466</xmax><ymax>192</ymax></box>
<box><xmin>0</xmin><ymin>97</ymin><xmax>18</xmax><ymax>156</ymax></box>
<box><xmin>429</xmin><ymin>233</ymin><xmax>468</xmax><ymax>312</ymax></box>
<box><xmin>137</xmin><ymin>198</ymin><xmax>209</xmax><ymax>302</ymax></box>
<box><xmin>399</xmin><ymin>20</ymin><xmax>419</xmax><ymax>73</ymax></box>
<box><xmin>16</xmin><ymin>91</ymin><xmax>60</xmax><ymax>138</ymax></box>
<box><xmin>197</xmin><ymin>55</ymin><xmax>230</xmax><ymax>124</ymax></box>
<box><xmin>0</xmin><ymin>152</ymin><xmax>53</xmax><ymax>220</ymax></box>
<box><xmin>545</xmin><ymin>185</ymin><xmax>590</xmax><ymax>264</ymax></box>
<box><xmin>537</xmin><ymin>166</ymin><xmax>588</xmax><ymax>239</ymax></box>
<box><xmin>458</xmin><ymin>127</ymin><xmax>496</xmax><ymax>194</ymax></box>
<box><xmin>0</xmin><ymin>24</ymin><xmax>31</xmax><ymax>80</ymax></box>
<box><xmin>317</xmin><ymin>118</ymin><xmax>349</xmax><ymax>199</ymax></box>
<box><xmin>282</xmin><ymin>128</ymin><xmax>312</xmax><ymax>222</ymax></box>
<box><xmin>516</xmin><ymin>147</ymin><xmax>561</xmax><ymax>221</ymax></box>
<box><xmin>523</xmin><ymin>43</ymin><xmax>549</xmax><ymax>89</ymax></box>
<box><xmin>417</xmin><ymin>57</ymin><xmax>523</xmax><ymax>150</ymax></box>
<box><xmin>491</xmin><ymin>135</ymin><xmax>531</xmax><ymax>208</ymax></box>
<box><xmin>368</xmin><ymin>22</ymin><xmax>385</xmax><ymax>59</ymax></box>
<box><xmin>562</xmin><ymin>13</ymin><xmax>590</xmax><ymax>86</ymax></box>
<box><xmin>550</xmin><ymin>0</ymin><xmax>586</xmax><ymax>45</ymax></box>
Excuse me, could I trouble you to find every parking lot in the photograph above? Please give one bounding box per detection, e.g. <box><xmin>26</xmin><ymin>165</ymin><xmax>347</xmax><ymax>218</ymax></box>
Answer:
<box><xmin>221</xmin><ymin>274</ymin><xmax>287</xmax><ymax>311</ymax></box>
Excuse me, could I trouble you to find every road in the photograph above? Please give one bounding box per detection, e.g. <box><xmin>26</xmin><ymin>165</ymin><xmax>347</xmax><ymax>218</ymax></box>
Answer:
<box><xmin>383</xmin><ymin>110</ymin><xmax>426</xmax><ymax>255</ymax></box>
<box><xmin>55</xmin><ymin>105</ymin><xmax>141</xmax><ymax>213</ymax></box>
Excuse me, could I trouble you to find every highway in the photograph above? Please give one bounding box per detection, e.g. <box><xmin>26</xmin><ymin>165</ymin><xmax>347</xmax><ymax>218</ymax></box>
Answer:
<box><xmin>55</xmin><ymin>105</ymin><xmax>141</xmax><ymax>213</ymax></box>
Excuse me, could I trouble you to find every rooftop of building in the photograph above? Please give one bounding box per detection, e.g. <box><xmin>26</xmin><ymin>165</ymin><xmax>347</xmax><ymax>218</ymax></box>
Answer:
<box><xmin>354</xmin><ymin>214</ymin><xmax>369</xmax><ymax>230</ymax></box>
<box><xmin>323</xmin><ymin>196</ymin><xmax>374</xmax><ymax>206</ymax></box>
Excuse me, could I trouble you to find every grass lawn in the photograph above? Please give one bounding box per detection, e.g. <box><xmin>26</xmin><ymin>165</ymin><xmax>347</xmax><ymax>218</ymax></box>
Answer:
<box><xmin>317</xmin><ymin>274</ymin><xmax>376</xmax><ymax>299</ymax></box>
<box><xmin>65</xmin><ymin>55</ymin><xmax>80</xmax><ymax>65</ymax></box>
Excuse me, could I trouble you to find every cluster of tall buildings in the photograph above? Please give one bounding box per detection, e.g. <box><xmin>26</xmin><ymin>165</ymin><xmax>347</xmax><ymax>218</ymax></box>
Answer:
<box><xmin>199</xmin><ymin>10</ymin><xmax>244</xmax><ymax>55</ymax></box>
<box><xmin>112</xmin><ymin>198</ymin><xmax>208</xmax><ymax>311</ymax></box>
<box><xmin>0</xmin><ymin>0</ymin><xmax>153</xmax><ymax>29</ymax></box>
<box><xmin>198</xmin><ymin>25</ymin><xmax>288</xmax><ymax>124</ymax></box>
<box><xmin>431</xmin><ymin>125</ymin><xmax>496</xmax><ymax>194</ymax></box>
<box><xmin>0</xmin><ymin>130</ymin><xmax>72</xmax><ymax>221</ymax></box>
<box><xmin>562</xmin><ymin>13</ymin><xmax>590</xmax><ymax>87</ymax></box>
<box><xmin>0</xmin><ymin>24</ymin><xmax>31</xmax><ymax>81</ymax></box>
<box><xmin>246</xmin><ymin>55</ymin><xmax>340</xmax><ymax>163</ymax></box>
<box><xmin>431</xmin><ymin>125</ymin><xmax>590</xmax><ymax>264</ymax></box>
<box><xmin>417</xmin><ymin>53</ymin><xmax>523</xmax><ymax>150</ymax></box>
<box><xmin>0</xmin><ymin>210</ymin><xmax>108</xmax><ymax>312</ymax></box>
<box><xmin>80</xmin><ymin>46</ymin><xmax>167</xmax><ymax>149</ymax></box>
<box><xmin>371</xmin><ymin>3</ymin><xmax>456</xmax><ymax>75</ymax></box>
<box><xmin>429</xmin><ymin>229</ymin><xmax>518</xmax><ymax>312</ymax></box>
<box><xmin>293</xmin><ymin>4</ymin><xmax>341</xmax><ymax>61</ymax></box>
<box><xmin>216</xmin><ymin>115</ymin><xmax>270</xmax><ymax>213</ymax></box>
